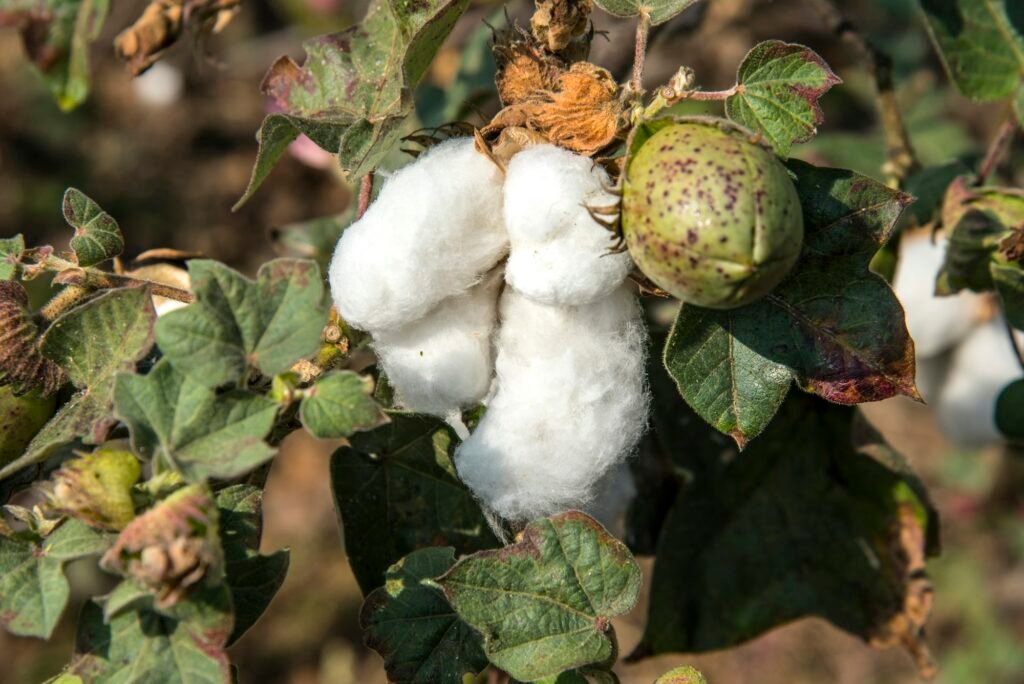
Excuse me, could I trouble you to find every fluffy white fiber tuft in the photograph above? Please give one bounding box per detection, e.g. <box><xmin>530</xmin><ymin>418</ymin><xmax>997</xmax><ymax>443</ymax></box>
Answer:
<box><xmin>372</xmin><ymin>269</ymin><xmax>502</xmax><ymax>416</ymax></box>
<box><xmin>936</xmin><ymin>318</ymin><xmax>1023</xmax><ymax>445</ymax></box>
<box><xmin>503</xmin><ymin>145</ymin><xmax>633</xmax><ymax>306</ymax></box>
<box><xmin>329</xmin><ymin>138</ymin><xmax>508</xmax><ymax>332</ymax></box>
<box><xmin>893</xmin><ymin>232</ymin><xmax>984</xmax><ymax>359</ymax></box>
<box><xmin>454</xmin><ymin>285</ymin><xmax>650</xmax><ymax>521</ymax></box>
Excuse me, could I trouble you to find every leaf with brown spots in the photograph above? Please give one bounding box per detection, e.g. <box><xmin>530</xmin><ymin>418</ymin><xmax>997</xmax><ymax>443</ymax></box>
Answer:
<box><xmin>235</xmin><ymin>0</ymin><xmax>470</xmax><ymax>207</ymax></box>
<box><xmin>665</xmin><ymin>160</ymin><xmax>918</xmax><ymax>446</ymax></box>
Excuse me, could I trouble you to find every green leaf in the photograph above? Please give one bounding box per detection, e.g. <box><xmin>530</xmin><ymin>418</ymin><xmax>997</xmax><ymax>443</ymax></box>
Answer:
<box><xmin>300</xmin><ymin>370</ymin><xmax>388</xmax><ymax>439</ymax></box>
<box><xmin>724</xmin><ymin>41</ymin><xmax>841</xmax><ymax>157</ymax></box>
<box><xmin>361</xmin><ymin>547</ymin><xmax>487</xmax><ymax>684</ymax></box>
<box><xmin>936</xmin><ymin>180</ymin><xmax>1024</xmax><ymax>294</ymax></box>
<box><xmin>114</xmin><ymin>360</ymin><xmax>279</xmax><ymax>481</ymax></box>
<box><xmin>63</xmin><ymin>188</ymin><xmax>123</xmax><ymax>267</ymax></box>
<box><xmin>330</xmin><ymin>412</ymin><xmax>497</xmax><ymax>594</ymax></box>
<box><xmin>271</xmin><ymin>212</ymin><xmax>353</xmax><ymax>271</ymax></box>
<box><xmin>992</xmin><ymin>260</ymin><xmax>1024</xmax><ymax>329</ymax></box>
<box><xmin>636</xmin><ymin>392</ymin><xmax>939</xmax><ymax>669</ymax></box>
<box><xmin>593</xmin><ymin>0</ymin><xmax>700</xmax><ymax>27</ymax></box>
<box><xmin>901</xmin><ymin>161</ymin><xmax>973</xmax><ymax>228</ymax></box>
<box><xmin>215</xmin><ymin>484</ymin><xmax>289</xmax><ymax>645</ymax></box>
<box><xmin>996</xmin><ymin>379</ymin><xmax>1024</xmax><ymax>442</ymax></box>
<box><xmin>68</xmin><ymin>587</ymin><xmax>233</xmax><ymax>683</ymax></box>
<box><xmin>0</xmin><ymin>519</ymin><xmax>112</xmax><ymax>638</ymax></box>
<box><xmin>0</xmin><ymin>234</ymin><xmax>24</xmax><ymax>281</ymax></box>
<box><xmin>438</xmin><ymin>512</ymin><xmax>641</xmax><ymax>682</ymax></box>
<box><xmin>919</xmin><ymin>0</ymin><xmax>1024</xmax><ymax>101</ymax></box>
<box><xmin>0</xmin><ymin>0</ymin><xmax>109</xmax><ymax>110</ymax></box>
<box><xmin>100</xmin><ymin>578</ymin><xmax>153</xmax><ymax>621</ymax></box>
<box><xmin>0</xmin><ymin>286</ymin><xmax>156</xmax><ymax>482</ymax></box>
<box><xmin>155</xmin><ymin>259</ymin><xmax>328</xmax><ymax>388</ymax></box>
<box><xmin>664</xmin><ymin>160</ymin><xmax>917</xmax><ymax>446</ymax></box>
<box><xmin>235</xmin><ymin>0</ymin><xmax>470</xmax><ymax>207</ymax></box>
<box><xmin>655</xmin><ymin>667</ymin><xmax>708</xmax><ymax>684</ymax></box>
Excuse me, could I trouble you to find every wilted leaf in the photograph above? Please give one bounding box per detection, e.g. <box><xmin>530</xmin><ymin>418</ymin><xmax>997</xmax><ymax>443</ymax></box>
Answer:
<box><xmin>155</xmin><ymin>259</ymin><xmax>327</xmax><ymax>388</ymax></box>
<box><xmin>996</xmin><ymin>378</ymin><xmax>1024</xmax><ymax>441</ymax></box>
<box><xmin>115</xmin><ymin>360</ymin><xmax>279</xmax><ymax>481</ymax></box>
<box><xmin>636</xmin><ymin>392</ymin><xmax>938</xmax><ymax>677</ymax></box>
<box><xmin>330</xmin><ymin>412</ymin><xmax>497</xmax><ymax>594</ymax></box>
<box><xmin>215</xmin><ymin>484</ymin><xmax>289</xmax><ymax>645</ymax></box>
<box><xmin>0</xmin><ymin>286</ymin><xmax>156</xmax><ymax>481</ymax></box>
<box><xmin>664</xmin><ymin>160</ymin><xmax>917</xmax><ymax>446</ymax></box>
<box><xmin>438</xmin><ymin>512</ymin><xmax>641</xmax><ymax>682</ymax></box>
<box><xmin>655</xmin><ymin>666</ymin><xmax>708</xmax><ymax>684</ymax></box>
<box><xmin>919</xmin><ymin>0</ymin><xmax>1024</xmax><ymax>101</ymax></box>
<box><xmin>68</xmin><ymin>587</ymin><xmax>233</xmax><ymax>683</ymax></box>
<box><xmin>300</xmin><ymin>370</ymin><xmax>387</xmax><ymax>439</ymax></box>
<box><xmin>0</xmin><ymin>518</ymin><xmax>112</xmax><ymax>638</ymax></box>
<box><xmin>63</xmin><ymin>188</ymin><xmax>123</xmax><ymax>267</ymax></box>
<box><xmin>0</xmin><ymin>235</ymin><xmax>23</xmax><ymax>281</ymax></box>
<box><xmin>725</xmin><ymin>41</ymin><xmax>841</xmax><ymax>156</ymax></box>
<box><xmin>0</xmin><ymin>0</ymin><xmax>110</xmax><ymax>110</ymax></box>
<box><xmin>361</xmin><ymin>547</ymin><xmax>487</xmax><ymax>684</ymax></box>
<box><xmin>236</xmin><ymin>0</ymin><xmax>470</xmax><ymax>206</ymax></box>
<box><xmin>594</xmin><ymin>0</ymin><xmax>700</xmax><ymax>27</ymax></box>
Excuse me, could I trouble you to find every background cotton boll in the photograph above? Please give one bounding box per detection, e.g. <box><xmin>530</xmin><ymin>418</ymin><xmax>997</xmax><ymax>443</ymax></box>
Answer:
<box><xmin>936</xmin><ymin>318</ymin><xmax>1023</xmax><ymax>445</ymax></box>
<box><xmin>503</xmin><ymin>144</ymin><xmax>633</xmax><ymax>305</ymax></box>
<box><xmin>329</xmin><ymin>138</ymin><xmax>508</xmax><ymax>332</ymax></box>
<box><xmin>455</xmin><ymin>285</ymin><xmax>650</xmax><ymax>521</ymax></box>
<box><xmin>372</xmin><ymin>270</ymin><xmax>502</xmax><ymax>416</ymax></box>
<box><xmin>893</xmin><ymin>231</ymin><xmax>985</xmax><ymax>358</ymax></box>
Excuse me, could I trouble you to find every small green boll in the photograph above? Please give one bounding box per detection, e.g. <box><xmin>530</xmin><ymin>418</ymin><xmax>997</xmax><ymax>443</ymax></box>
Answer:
<box><xmin>0</xmin><ymin>386</ymin><xmax>55</xmax><ymax>467</ymax></box>
<box><xmin>622</xmin><ymin>119</ymin><xmax>804</xmax><ymax>309</ymax></box>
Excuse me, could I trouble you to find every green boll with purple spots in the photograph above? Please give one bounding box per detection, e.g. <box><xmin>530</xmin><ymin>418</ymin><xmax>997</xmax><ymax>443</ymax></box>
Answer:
<box><xmin>622</xmin><ymin>120</ymin><xmax>803</xmax><ymax>309</ymax></box>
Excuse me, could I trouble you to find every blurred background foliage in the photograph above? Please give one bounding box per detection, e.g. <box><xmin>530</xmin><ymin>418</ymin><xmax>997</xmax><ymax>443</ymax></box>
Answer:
<box><xmin>1</xmin><ymin>0</ymin><xmax>1022</xmax><ymax>682</ymax></box>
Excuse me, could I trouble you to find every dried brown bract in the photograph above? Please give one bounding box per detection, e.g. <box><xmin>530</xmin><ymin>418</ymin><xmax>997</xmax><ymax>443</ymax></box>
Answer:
<box><xmin>0</xmin><ymin>281</ymin><xmax>65</xmax><ymax>397</ymax></box>
<box><xmin>531</xmin><ymin>0</ymin><xmax>593</xmax><ymax>53</ymax></box>
<box><xmin>114</xmin><ymin>0</ymin><xmax>240</xmax><ymax>76</ymax></box>
<box><xmin>494</xmin><ymin>28</ymin><xmax>567</xmax><ymax>107</ymax></box>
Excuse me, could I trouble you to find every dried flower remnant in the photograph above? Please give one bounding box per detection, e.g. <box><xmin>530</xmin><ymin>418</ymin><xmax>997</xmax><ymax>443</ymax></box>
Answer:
<box><xmin>531</xmin><ymin>0</ymin><xmax>593</xmax><ymax>52</ymax></box>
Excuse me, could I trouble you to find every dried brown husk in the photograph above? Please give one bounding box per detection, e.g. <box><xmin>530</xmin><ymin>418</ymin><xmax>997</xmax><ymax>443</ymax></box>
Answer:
<box><xmin>114</xmin><ymin>0</ymin><xmax>240</xmax><ymax>76</ymax></box>
<box><xmin>0</xmin><ymin>281</ymin><xmax>65</xmax><ymax>397</ymax></box>
<box><xmin>531</xmin><ymin>0</ymin><xmax>593</xmax><ymax>52</ymax></box>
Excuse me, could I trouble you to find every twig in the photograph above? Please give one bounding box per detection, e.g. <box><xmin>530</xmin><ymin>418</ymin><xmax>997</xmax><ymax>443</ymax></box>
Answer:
<box><xmin>977</xmin><ymin>107</ymin><xmax>1018</xmax><ymax>185</ymax></box>
<box><xmin>628</xmin><ymin>9</ymin><xmax>652</xmax><ymax>99</ymax></box>
<box><xmin>805</xmin><ymin>0</ymin><xmax>919</xmax><ymax>186</ymax></box>
<box><xmin>357</xmin><ymin>173</ymin><xmax>374</xmax><ymax>219</ymax></box>
<box><xmin>1005</xmin><ymin>315</ymin><xmax>1024</xmax><ymax>372</ymax></box>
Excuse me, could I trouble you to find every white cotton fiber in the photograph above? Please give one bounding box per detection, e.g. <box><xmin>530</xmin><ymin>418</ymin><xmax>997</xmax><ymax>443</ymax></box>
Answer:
<box><xmin>936</xmin><ymin>318</ymin><xmax>1023</xmax><ymax>445</ymax></box>
<box><xmin>372</xmin><ymin>269</ymin><xmax>502</xmax><ymax>416</ymax></box>
<box><xmin>503</xmin><ymin>145</ymin><xmax>633</xmax><ymax>306</ymax></box>
<box><xmin>454</xmin><ymin>284</ymin><xmax>650</xmax><ymax>521</ymax></box>
<box><xmin>893</xmin><ymin>232</ymin><xmax>985</xmax><ymax>359</ymax></box>
<box><xmin>329</xmin><ymin>138</ymin><xmax>508</xmax><ymax>332</ymax></box>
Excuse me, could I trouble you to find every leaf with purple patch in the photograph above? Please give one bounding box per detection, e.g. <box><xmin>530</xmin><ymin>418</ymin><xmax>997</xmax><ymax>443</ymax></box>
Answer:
<box><xmin>235</xmin><ymin>0</ymin><xmax>470</xmax><ymax>207</ymax></box>
<box><xmin>664</xmin><ymin>160</ymin><xmax>918</xmax><ymax>446</ymax></box>
<box><xmin>63</xmin><ymin>188</ymin><xmax>123</xmax><ymax>267</ymax></box>
<box><xmin>725</xmin><ymin>41</ymin><xmax>841</xmax><ymax>157</ymax></box>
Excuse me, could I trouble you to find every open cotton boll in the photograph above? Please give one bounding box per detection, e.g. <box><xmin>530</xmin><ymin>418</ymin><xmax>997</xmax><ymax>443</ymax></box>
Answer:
<box><xmin>893</xmin><ymin>232</ymin><xmax>985</xmax><ymax>359</ymax></box>
<box><xmin>329</xmin><ymin>138</ymin><xmax>508</xmax><ymax>332</ymax></box>
<box><xmin>455</xmin><ymin>285</ymin><xmax>649</xmax><ymax>521</ymax></box>
<box><xmin>503</xmin><ymin>145</ymin><xmax>633</xmax><ymax>305</ymax></box>
<box><xmin>936</xmin><ymin>318</ymin><xmax>1023</xmax><ymax>445</ymax></box>
<box><xmin>372</xmin><ymin>270</ymin><xmax>502</xmax><ymax>416</ymax></box>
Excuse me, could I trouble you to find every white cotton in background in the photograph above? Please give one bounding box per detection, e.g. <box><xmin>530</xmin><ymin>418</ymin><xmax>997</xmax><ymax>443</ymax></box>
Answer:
<box><xmin>503</xmin><ymin>145</ymin><xmax>633</xmax><ymax>306</ymax></box>
<box><xmin>936</xmin><ymin>318</ymin><xmax>1023</xmax><ymax>445</ymax></box>
<box><xmin>132</xmin><ymin>62</ymin><xmax>185</xmax><ymax>107</ymax></box>
<box><xmin>454</xmin><ymin>285</ymin><xmax>650</xmax><ymax>521</ymax></box>
<box><xmin>893</xmin><ymin>232</ymin><xmax>985</xmax><ymax>359</ymax></box>
<box><xmin>329</xmin><ymin>138</ymin><xmax>508</xmax><ymax>332</ymax></box>
<box><xmin>372</xmin><ymin>270</ymin><xmax>502</xmax><ymax>416</ymax></box>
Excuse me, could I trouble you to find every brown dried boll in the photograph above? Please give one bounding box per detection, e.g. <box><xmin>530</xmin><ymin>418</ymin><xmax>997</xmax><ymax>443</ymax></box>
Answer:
<box><xmin>622</xmin><ymin>120</ymin><xmax>804</xmax><ymax>309</ymax></box>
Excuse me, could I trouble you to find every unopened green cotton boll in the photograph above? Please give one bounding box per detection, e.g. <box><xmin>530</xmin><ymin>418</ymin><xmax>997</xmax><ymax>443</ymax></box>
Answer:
<box><xmin>329</xmin><ymin>138</ymin><xmax>509</xmax><ymax>333</ymax></box>
<box><xmin>622</xmin><ymin>120</ymin><xmax>803</xmax><ymax>309</ymax></box>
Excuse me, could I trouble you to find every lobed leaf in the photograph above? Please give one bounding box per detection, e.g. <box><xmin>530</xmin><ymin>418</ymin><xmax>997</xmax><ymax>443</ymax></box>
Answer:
<box><xmin>725</xmin><ymin>41</ymin><xmax>841</xmax><ymax>157</ymax></box>
<box><xmin>918</xmin><ymin>0</ymin><xmax>1024</xmax><ymax>102</ymax></box>
<box><xmin>155</xmin><ymin>259</ymin><xmax>327</xmax><ymax>389</ymax></box>
<box><xmin>664</xmin><ymin>160</ymin><xmax>917</xmax><ymax>446</ymax></box>
<box><xmin>438</xmin><ymin>512</ymin><xmax>642</xmax><ymax>682</ymax></box>
<box><xmin>361</xmin><ymin>547</ymin><xmax>487</xmax><ymax>684</ymax></box>
<box><xmin>300</xmin><ymin>370</ymin><xmax>388</xmax><ymax>439</ymax></box>
<box><xmin>636</xmin><ymin>392</ymin><xmax>939</xmax><ymax>676</ymax></box>
<box><xmin>593</xmin><ymin>0</ymin><xmax>701</xmax><ymax>27</ymax></box>
<box><xmin>63</xmin><ymin>188</ymin><xmax>123</xmax><ymax>267</ymax></box>
<box><xmin>115</xmin><ymin>360</ymin><xmax>279</xmax><ymax>481</ymax></box>
<box><xmin>235</xmin><ymin>0</ymin><xmax>470</xmax><ymax>206</ymax></box>
<box><xmin>330</xmin><ymin>412</ymin><xmax>497</xmax><ymax>595</ymax></box>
